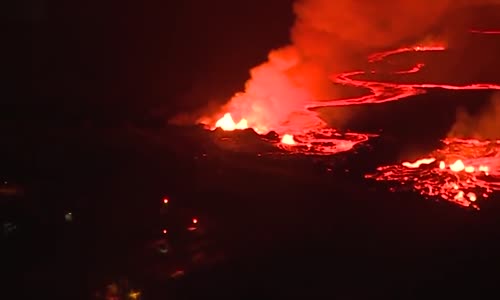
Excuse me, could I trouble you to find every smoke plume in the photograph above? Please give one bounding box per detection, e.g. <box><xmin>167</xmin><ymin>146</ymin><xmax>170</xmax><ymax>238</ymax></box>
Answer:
<box><xmin>176</xmin><ymin>0</ymin><xmax>500</xmax><ymax>134</ymax></box>
<box><xmin>449</xmin><ymin>92</ymin><xmax>500</xmax><ymax>139</ymax></box>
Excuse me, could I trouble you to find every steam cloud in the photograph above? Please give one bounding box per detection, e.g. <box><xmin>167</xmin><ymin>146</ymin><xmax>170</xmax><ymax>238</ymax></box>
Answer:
<box><xmin>175</xmin><ymin>0</ymin><xmax>500</xmax><ymax>134</ymax></box>
<box><xmin>449</xmin><ymin>92</ymin><xmax>500</xmax><ymax>139</ymax></box>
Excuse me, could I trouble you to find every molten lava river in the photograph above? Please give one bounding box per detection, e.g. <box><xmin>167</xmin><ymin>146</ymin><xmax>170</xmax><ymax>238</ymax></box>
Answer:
<box><xmin>202</xmin><ymin>30</ymin><xmax>500</xmax><ymax>208</ymax></box>
<box><xmin>366</xmin><ymin>138</ymin><xmax>500</xmax><ymax>210</ymax></box>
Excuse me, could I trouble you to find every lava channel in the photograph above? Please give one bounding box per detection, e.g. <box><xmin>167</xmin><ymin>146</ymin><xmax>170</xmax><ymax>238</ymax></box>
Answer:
<box><xmin>308</xmin><ymin>45</ymin><xmax>500</xmax><ymax>109</ymax></box>
<box><xmin>469</xmin><ymin>29</ymin><xmax>500</xmax><ymax>34</ymax></box>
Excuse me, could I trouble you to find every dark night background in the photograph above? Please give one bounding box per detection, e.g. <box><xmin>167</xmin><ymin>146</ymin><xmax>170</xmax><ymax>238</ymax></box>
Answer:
<box><xmin>8</xmin><ymin>0</ymin><xmax>294</xmax><ymax>126</ymax></box>
<box><xmin>3</xmin><ymin>1</ymin><xmax>500</xmax><ymax>299</ymax></box>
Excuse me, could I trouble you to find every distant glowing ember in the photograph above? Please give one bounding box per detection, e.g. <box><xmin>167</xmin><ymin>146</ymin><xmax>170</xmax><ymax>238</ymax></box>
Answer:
<box><xmin>64</xmin><ymin>212</ymin><xmax>73</xmax><ymax>222</ymax></box>
<box><xmin>281</xmin><ymin>134</ymin><xmax>296</xmax><ymax>145</ymax></box>
<box><xmin>128</xmin><ymin>290</ymin><xmax>141</xmax><ymax>300</ymax></box>
<box><xmin>366</xmin><ymin>138</ymin><xmax>500</xmax><ymax>209</ymax></box>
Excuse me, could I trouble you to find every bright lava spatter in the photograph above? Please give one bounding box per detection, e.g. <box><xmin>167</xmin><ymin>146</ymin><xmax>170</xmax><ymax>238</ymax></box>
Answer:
<box><xmin>366</xmin><ymin>138</ymin><xmax>500</xmax><ymax>209</ymax></box>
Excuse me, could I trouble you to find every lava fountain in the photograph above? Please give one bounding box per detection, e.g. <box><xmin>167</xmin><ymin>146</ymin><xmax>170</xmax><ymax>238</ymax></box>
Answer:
<box><xmin>214</xmin><ymin>113</ymin><xmax>249</xmax><ymax>131</ymax></box>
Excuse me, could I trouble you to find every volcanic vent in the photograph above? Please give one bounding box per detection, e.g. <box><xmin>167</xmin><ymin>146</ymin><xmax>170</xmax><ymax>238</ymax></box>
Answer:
<box><xmin>172</xmin><ymin>1</ymin><xmax>500</xmax><ymax>208</ymax></box>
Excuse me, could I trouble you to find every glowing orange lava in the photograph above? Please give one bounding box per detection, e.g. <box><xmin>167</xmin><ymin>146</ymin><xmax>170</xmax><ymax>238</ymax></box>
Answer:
<box><xmin>469</xmin><ymin>29</ymin><xmax>500</xmax><ymax>34</ymax></box>
<box><xmin>366</xmin><ymin>138</ymin><xmax>500</xmax><ymax>209</ymax></box>
<box><xmin>367</xmin><ymin>45</ymin><xmax>446</xmax><ymax>62</ymax></box>
<box><xmin>402</xmin><ymin>158</ymin><xmax>436</xmax><ymax>168</ymax></box>
<box><xmin>281</xmin><ymin>134</ymin><xmax>296</xmax><ymax>145</ymax></box>
<box><xmin>212</xmin><ymin>113</ymin><xmax>372</xmax><ymax>155</ymax></box>
<box><xmin>215</xmin><ymin>113</ymin><xmax>249</xmax><ymax>131</ymax></box>
<box><xmin>205</xmin><ymin>31</ymin><xmax>500</xmax><ymax>156</ymax></box>
<box><xmin>276</xmin><ymin>129</ymin><xmax>372</xmax><ymax>155</ymax></box>
<box><xmin>308</xmin><ymin>46</ymin><xmax>500</xmax><ymax>109</ymax></box>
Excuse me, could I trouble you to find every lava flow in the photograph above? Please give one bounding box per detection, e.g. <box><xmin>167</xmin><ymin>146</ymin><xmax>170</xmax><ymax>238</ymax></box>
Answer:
<box><xmin>308</xmin><ymin>43</ymin><xmax>500</xmax><ymax>109</ymax></box>
<box><xmin>367</xmin><ymin>45</ymin><xmax>446</xmax><ymax>63</ymax></box>
<box><xmin>276</xmin><ymin>129</ymin><xmax>371</xmax><ymax>155</ymax></box>
<box><xmin>206</xmin><ymin>32</ymin><xmax>500</xmax><ymax>155</ymax></box>
<box><xmin>209</xmin><ymin>112</ymin><xmax>372</xmax><ymax>155</ymax></box>
<box><xmin>366</xmin><ymin>138</ymin><xmax>500</xmax><ymax>209</ymax></box>
<box><xmin>469</xmin><ymin>29</ymin><xmax>500</xmax><ymax>34</ymax></box>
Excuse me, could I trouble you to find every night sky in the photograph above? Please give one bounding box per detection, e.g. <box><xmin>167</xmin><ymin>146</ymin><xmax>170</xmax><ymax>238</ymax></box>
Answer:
<box><xmin>5</xmin><ymin>1</ymin><xmax>499</xmax><ymax>126</ymax></box>
<box><xmin>7</xmin><ymin>0</ymin><xmax>294</xmax><ymax>126</ymax></box>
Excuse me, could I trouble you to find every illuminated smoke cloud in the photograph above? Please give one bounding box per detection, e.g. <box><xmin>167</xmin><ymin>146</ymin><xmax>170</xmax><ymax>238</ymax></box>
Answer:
<box><xmin>449</xmin><ymin>92</ymin><xmax>500</xmax><ymax>140</ymax></box>
<box><xmin>200</xmin><ymin>0</ymin><xmax>458</xmax><ymax>132</ymax></box>
<box><xmin>175</xmin><ymin>0</ymin><xmax>500</xmax><ymax>134</ymax></box>
<box><xmin>199</xmin><ymin>0</ymin><xmax>454</xmax><ymax>134</ymax></box>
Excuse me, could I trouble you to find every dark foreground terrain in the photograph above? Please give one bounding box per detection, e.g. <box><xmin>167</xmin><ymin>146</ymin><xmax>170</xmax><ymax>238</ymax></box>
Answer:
<box><xmin>2</xmin><ymin>90</ymin><xmax>500</xmax><ymax>299</ymax></box>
